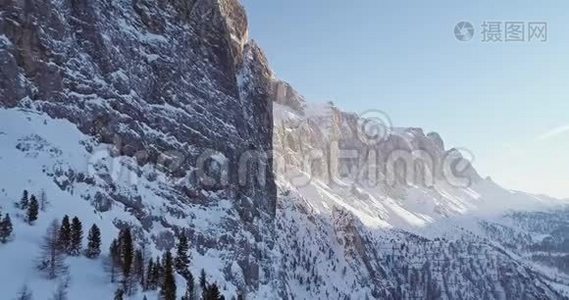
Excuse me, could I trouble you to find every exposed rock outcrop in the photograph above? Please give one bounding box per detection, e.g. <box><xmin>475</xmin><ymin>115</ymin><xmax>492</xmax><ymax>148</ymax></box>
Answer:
<box><xmin>0</xmin><ymin>0</ymin><xmax>276</xmax><ymax>217</ymax></box>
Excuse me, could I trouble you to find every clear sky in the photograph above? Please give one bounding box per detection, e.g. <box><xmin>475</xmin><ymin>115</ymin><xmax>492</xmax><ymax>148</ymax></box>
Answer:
<box><xmin>242</xmin><ymin>0</ymin><xmax>569</xmax><ymax>199</ymax></box>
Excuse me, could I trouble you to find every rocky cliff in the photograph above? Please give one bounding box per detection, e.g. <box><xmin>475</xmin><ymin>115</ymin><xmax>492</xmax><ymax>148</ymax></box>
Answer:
<box><xmin>0</xmin><ymin>0</ymin><xmax>280</xmax><ymax>295</ymax></box>
<box><xmin>270</xmin><ymin>86</ymin><xmax>568</xmax><ymax>299</ymax></box>
<box><xmin>0</xmin><ymin>0</ymin><xmax>276</xmax><ymax>216</ymax></box>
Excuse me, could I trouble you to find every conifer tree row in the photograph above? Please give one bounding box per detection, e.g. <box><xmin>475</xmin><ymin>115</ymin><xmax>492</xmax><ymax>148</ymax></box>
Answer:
<box><xmin>18</xmin><ymin>190</ymin><xmax>40</xmax><ymax>225</ymax></box>
<box><xmin>107</xmin><ymin>227</ymin><xmax>149</xmax><ymax>295</ymax></box>
<box><xmin>103</xmin><ymin>228</ymin><xmax>214</xmax><ymax>300</ymax></box>
<box><xmin>57</xmin><ymin>215</ymin><xmax>84</xmax><ymax>255</ymax></box>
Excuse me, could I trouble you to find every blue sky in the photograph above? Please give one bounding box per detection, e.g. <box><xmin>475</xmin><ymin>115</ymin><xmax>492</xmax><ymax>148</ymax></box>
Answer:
<box><xmin>242</xmin><ymin>0</ymin><xmax>569</xmax><ymax>198</ymax></box>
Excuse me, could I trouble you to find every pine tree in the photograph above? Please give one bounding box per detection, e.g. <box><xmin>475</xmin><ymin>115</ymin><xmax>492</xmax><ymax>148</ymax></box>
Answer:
<box><xmin>0</xmin><ymin>213</ymin><xmax>13</xmax><ymax>243</ymax></box>
<box><xmin>86</xmin><ymin>224</ymin><xmax>101</xmax><ymax>258</ymax></box>
<box><xmin>70</xmin><ymin>217</ymin><xmax>83</xmax><ymax>255</ymax></box>
<box><xmin>182</xmin><ymin>272</ymin><xmax>197</xmax><ymax>300</ymax></box>
<box><xmin>16</xmin><ymin>284</ymin><xmax>33</xmax><ymax>300</ymax></box>
<box><xmin>133</xmin><ymin>249</ymin><xmax>145</xmax><ymax>288</ymax></box>
<box><xmin>175</xmin><ymin>233</ymin><xmax>190</xmax><ymax>277</ymax></box>
<box><xmin>38</xmin><ymin>219</ymin><xmax>68</xmax><ymax>279</ymax></box>
<box><xmin>202</xmin><ymin>283</ymin><xmax>223</xmax><ymax>300</ymax></box>
<box><xmin>200</xmin><ymin>269</ymin><xmax>207</xmax><ymax>290</ymax></box>
<box><xmin>112</xmin><ymin>228</ymin><xmax>137</xmax><ymax>294</ymax></box>
<box><xmin>108</xmin><ymin>239</ymin><xmax>121</xmax><ymax>283</ymax></box>
<box><xmin>160</xmin><ymin>251</ymin><xmax>176</xmax><ymax>300</ymax></box>
<box><xmin>58</xmin><ymin>215</ymin><xmax>71</xmax><ymax>252</ymax></box>
<box><xmin>119</xmin><ymin>228</ymin><xmax>134</xmax><ymax>280</ymax></box>
<box><xmin>27</xmin><ymin>195</ymin><xmax>39</xmax><ymax>224</ymax></box>
<box><xmin>146</xmin><ymin>258</ymin><xmax>155</xmax><ymax>290</ymax></box>
<box><xmin>19</xmin><ymin>190</ymin><xmax>29</xmax><ymax>209</ymax></box>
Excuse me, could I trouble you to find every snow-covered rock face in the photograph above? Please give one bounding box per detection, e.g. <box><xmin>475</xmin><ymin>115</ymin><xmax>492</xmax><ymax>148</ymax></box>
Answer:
<box><xmin>2</xmin><ymin>1</ymin><xmax>569</xmax><ymax>299</ymax></box>
<box><xmin>0</xmin><ymin>1</ymin><xmax>279</xmax><ymax>297</ymax></box>
<box><xmin>0</xmin><ymin>0</ymin><xmax>276</xmax><ymax>216</ymax></box>
<box><xmin>0</xmin><ymin>108</ymin><xmax>273</xmax><ymax>298</ymax></box>
<box><xmin>273</xmin><ymin>101</ymin><xmax>488</xmax><ymax>227</ymax></box>
<box><xmin>271</xmin><ymin>80</ymin><xmax>306</xmax><ymax>114</ymax></box>
<box><xmin>271</xmin><ymin>88</ymin><xmax>569</xmax><ymax>298</ymax></box>
<box><xmin>273</xmin><ymin>99</ymin><xmax>565</xmax><ymax>227</ymax></box>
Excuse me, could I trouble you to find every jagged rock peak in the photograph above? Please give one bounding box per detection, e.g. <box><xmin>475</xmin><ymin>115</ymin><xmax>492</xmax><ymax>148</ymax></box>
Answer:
<box><xmin>271</xmin><ymin>80</ymin><xmax>307</xmax><ymax>114</ymax></box>
<box><xmin>241</xmin><ymin>40</ymin><xmax>272</xmax><ymax>81</ymax></box>
<box><xmin>218</xmin><ymin>0</ymin><xmax>249</xmax><ymax>56</ymax></box>
<box><xmin>190</xmin><ymin>0</ymin><xmax>251</xmax><ymax>69</ymax></box>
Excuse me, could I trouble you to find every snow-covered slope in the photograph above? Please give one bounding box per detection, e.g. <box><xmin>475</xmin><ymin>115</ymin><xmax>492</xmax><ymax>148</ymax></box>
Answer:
<box><xmin>273</xmin><ymin>101</ymin><xmax>564</xmax><ymax>229</ymax></box>
<box><xmin>0</xmin><ymin>107</ymin><xmax>263</xmax><ymax>298</ymax></box>
<box><xmin>270</xmin><ymin>99</ymin><xmax>569</xmax><ymax>299</ymax></box>
<box><xmin>1</xmin><ymin>105</ymin><xmax>567</xmax><ymax>299</ymax></box>
<box><xmin>0</xmin><ymin>0</ymin><xmax>277</xmax><ymax>296</ymax></box>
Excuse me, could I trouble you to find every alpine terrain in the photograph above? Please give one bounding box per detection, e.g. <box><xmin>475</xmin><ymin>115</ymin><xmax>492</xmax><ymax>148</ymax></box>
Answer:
<box><xmin>0</xmin><ymin>0</ymin><xmax>568</xmax><ymax>299</ymax></box>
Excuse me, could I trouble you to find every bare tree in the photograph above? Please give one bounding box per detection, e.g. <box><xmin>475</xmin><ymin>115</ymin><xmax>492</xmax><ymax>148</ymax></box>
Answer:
<box><xmin>39</xmin><ymin>189</ymin><xmax>49</xmax><ymax>212</ymax></box>
<box><xmin>38</xmin><ymin>219</ymin><xmax>68</xmax><ymax>279</ymax></box>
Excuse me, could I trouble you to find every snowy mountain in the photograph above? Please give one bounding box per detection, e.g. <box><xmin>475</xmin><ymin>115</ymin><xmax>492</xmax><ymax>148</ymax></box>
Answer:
<box><xmin>270</xmin><ymin>98</ymin><xmax>569</xmax><ymax>299</ymax></box>
<box><xmin>0</xmin><ymin>0</ymin><xmax>275</xmax><ymax>298</ymax></box>
<box><xmin>1</xmin><ymin>0</ymin><xmax>569</xmax><ymax>299</ymax></box>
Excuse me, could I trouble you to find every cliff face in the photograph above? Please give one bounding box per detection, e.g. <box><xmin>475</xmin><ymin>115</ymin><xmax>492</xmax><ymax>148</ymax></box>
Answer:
<box><xmin>274</xmin><ymin>100</ymin><xmax>484</xmax><ymax>223</ymax></box>
<box><xmin>270</xmin><ymin>99</ymin><xmax>567</xmax><ymax>299</ymax></box>
<box><xmin>0</xmin><ymin>0</ymin><xmax>275</xmax><ymax>217</ymax></box>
